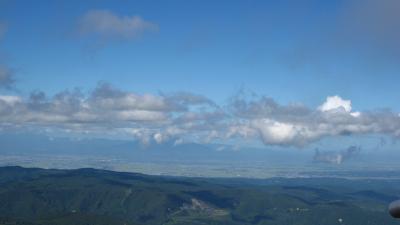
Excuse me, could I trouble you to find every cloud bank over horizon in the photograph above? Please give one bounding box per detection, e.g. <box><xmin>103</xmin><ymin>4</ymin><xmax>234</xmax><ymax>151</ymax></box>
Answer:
<box><xmin>1</xmin><ymin>83</ymin><xmax>400</xmax><ymax>148</ymax></box>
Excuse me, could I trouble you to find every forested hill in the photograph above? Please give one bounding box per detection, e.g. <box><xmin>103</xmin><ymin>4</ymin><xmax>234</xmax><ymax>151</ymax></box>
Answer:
<box><xmin>0</xmin><ymin>166</ymin><xmax>398</xmax><ymax>225</ymax></box>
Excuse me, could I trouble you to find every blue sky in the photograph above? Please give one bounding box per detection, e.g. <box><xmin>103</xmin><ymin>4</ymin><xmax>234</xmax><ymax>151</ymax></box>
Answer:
<box><xmin>0</xmin><ymin>0</ymin><xmax>400</xmax><ymax>151</ymax></box>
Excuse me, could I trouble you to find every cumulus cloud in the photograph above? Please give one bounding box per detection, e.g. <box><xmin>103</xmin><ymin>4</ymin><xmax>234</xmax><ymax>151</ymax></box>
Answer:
<box><xmin>318</xmin><ymin>96</ymin><xmax>352</xmax><ymax>113</ymax></box>
<box><xmin>318</xmin><ymin>96</ymin><xmax>360</xmax><ymax>117</ymax></box>
<box><xmin>1</xmin><ymin>85</ymin><xmax>400</xmax><ymax>147</ymax></box>
<box><xmin>313</xmin><ymin>146</ymin><xmax>361</xmax><ymax>165</ymax></box>
<box><xmin>228</xmin><ymin>94</ymin><xmax>400</xmax><ymax>147</ymax></box>
<box><xmin>77</xmin><ymin>10</ymin><xmax>158</xmax><ymax>41</ymax></box>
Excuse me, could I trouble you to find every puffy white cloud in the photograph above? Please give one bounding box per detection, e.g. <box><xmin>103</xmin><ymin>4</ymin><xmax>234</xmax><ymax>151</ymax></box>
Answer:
<box><xmin>318</xmin><ymin>95</ymin><xmax>352</xmax><ymax>112</ymax></box>
<box><xmin>78</xmin><ymin>10</ymin><xmax>158</xmax><ymax>40</ymax></box>
<box><xmin>257</xmin><ymin>120</ymin><xmax>293</xmax><ymax>142</ymax></box>
<box><xmin>252</xmin><ymin>119</ymin><xmax>306</xmax><ymax>146</ymax></box>
<box><xmin>318</xmin><ymin>95</ymin><xmax>361</xmax><ymax>117</ymax></box>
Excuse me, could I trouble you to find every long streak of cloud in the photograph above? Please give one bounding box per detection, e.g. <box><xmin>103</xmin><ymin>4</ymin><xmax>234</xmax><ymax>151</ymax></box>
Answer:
<box><xmin>77</xmin><ymin>10</ymin><xmax>158</xmax><ymax>41</ymax></box>
<box><xmin>1</xmin><ymin>83</ymin><xmax>400</xmax><ymax>147</ymax></box>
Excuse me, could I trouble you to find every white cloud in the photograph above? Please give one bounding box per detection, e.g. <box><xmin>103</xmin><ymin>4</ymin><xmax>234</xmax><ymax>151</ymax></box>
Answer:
<box><xmin>318</xmin><ymin>95</ymin><xmax>352</xmax><ymax>112</ymax></box>
<box><xmin>350</xmin><ymin>111</ymin><xmax>361</xmax><ymax>117</ymax></box>
<box><xmin>252</xmin><ymin>119</ymin><xmax>297</xmax><ymax>145</ymax></box>
<box><xmin>153</xmin><ymin>132</ymin><xmax>170</xmax><ymax>144</ymax></box>
<box><xmin>78</xmin><ymin>10</ymin><xmax>158</xmax><ymax>40</ymax></box>
<box><xmin>0</xmin><ymin>83</ymin><xmax>222</xmax><ymax>144</ymax></box>
<box><xmin>318</xmin><ymin>95</ymin><xmax>361</xmax><ymax>117</ymax></box>
<box><xmin>228</xmin><ymin>94</ymin><xmax>400</xmax><ymax>147</ymax></box>
<box><xmin>0</xmin><ymin>95</ymin><xmax>21</xmax><ymax>105</ymax></box>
